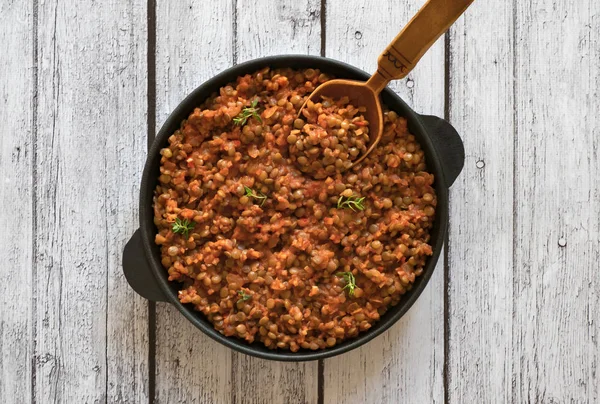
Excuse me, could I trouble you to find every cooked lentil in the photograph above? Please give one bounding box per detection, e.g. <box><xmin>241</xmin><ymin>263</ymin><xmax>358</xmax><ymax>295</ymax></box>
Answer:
<box><xmin>289</xmin><ymin>96</ymin><xmax>370</xmax><ymax>178</ymax></box>
<box><xmin>153</xmin><ymin>67</ymin><xmax>436</xmax><ymax>351</ymax></box>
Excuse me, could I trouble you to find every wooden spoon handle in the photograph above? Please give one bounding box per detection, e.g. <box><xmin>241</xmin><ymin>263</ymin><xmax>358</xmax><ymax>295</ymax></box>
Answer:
<box><xmin>366</xmin><ymin>0</ymin><xmax>475</xmax><ymax>93</ymax></box>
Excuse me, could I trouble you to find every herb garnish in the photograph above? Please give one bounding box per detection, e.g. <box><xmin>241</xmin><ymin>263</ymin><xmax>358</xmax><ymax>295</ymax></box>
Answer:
<box><xmin>337</xmin><ymin>195</ymin><xmax>366</xmax><ymax>211</ymax></box>
<box><xmin>172</xmin><ymin>218</ymin><xmax>195</xmax><ymax>237</ymax></box>
<box><xmin>336</xmin><ymin>272</ymin><xmax>356</xmax><ymax>297</ymax></box>
<box><xmin>233</xmin><ymin>99</ymin><xmax>262</xmax><ymax>126</ymax></box>
<box><xmin>237</xmin><ymin>290</ymin><xmax>252</xmax><ymax>304</ymax></box>
<box><xmin>244</xmin><ymin>186</ymin><xmax>267</xmax><ymax>206</ymax></box>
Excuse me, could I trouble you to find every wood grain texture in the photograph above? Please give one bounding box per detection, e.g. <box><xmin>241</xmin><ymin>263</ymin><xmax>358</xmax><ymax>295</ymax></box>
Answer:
<box><xmin>235</xmin><ymin>0</ymin><xmax>322</xmax><ymax>63</ymax></box>
<box><xmin>154</xmin><ymin>2</ymin><xmax>234</xmax><ymax>403</ymax></box>
<box><xmin>512</xmin><ymin>1</ymin><xmax>600</xmax><ymax>402</ymax></box>
<box><xmin>323</xmin><ymin>1</ymin><xmax>445</xmax><ymax>403</ymax></box>
<box><xmin>231</xmin><ymin>354</ymin><xmax>317</xmax><ymax>404</ymax></box>
<box><xmin>105</xmin><ymin>1</ymin><xmax>150</xmax><ymax>403</ymax></box>
<box><xmin>446</xmin><ymin>1</ymin><xmax>515</xmax><ymax>403</ymax></box>
<box><xmin>0</xmin><ymin>1</ymin><xmax>33</xmax><ymax>403</ymax></box>
<box><xmin>232</xmin><ymin>1</ymin><xmax>321</xmax><ymax>403</ymax></box>
<box><xmin>33</xmin><ymin>0</ymin><xmax>148</xmax><ymax>402</ymax></box>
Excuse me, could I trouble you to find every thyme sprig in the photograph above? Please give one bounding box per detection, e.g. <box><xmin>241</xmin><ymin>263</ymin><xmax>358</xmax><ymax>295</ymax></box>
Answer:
<box><xmin>336</xmin><ymin>272</ymin><xmax>356</xmax><ymax>297</ymax></box>
<box><xmin>237</xmin><ymin>290</ymin><xmax>252</xmax><ymax>304</ymax></box>
<box><xmin>337</xmin><ymin>195</ymin><xmax>366</xmax><ymax>211</ymax></box>
<box><xmin>172</xmin><ymin>218</ymin><xmax>195</xmax><ymax>237</ymax></box>
<box><xmin>244</xmin><ymin>186</ymin><xmax>267</xmax><ymax>206</ymax></box>
<box><xmin>233</xmin><ymin>99</ymin><xmax>262</xmax><ymax>126</ymax></box>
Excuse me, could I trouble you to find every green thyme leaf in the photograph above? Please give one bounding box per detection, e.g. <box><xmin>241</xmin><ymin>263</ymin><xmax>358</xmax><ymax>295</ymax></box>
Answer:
<box><xmin>233</xmin><ymin>99</ymin><xmax>262</xmax><ymax>126</ymax></box>
<box><xmin>244</xmin><ymin>186</ymin><xmax>267</xmax><ymax>206</ymax></box>
<box><xmin>172</xmin><ymin>217</ymin><xmax>195</xmax><ymax>237</ymax></box>
<box><xmin>237</xmin><ymin>290</ymin><xmax>252</xmax><ymax>304</ymax></box>
<box><xmin>337</xmin><ymin>195</ymin><xmax>366</xmax><ymax>211</ymax></box>
<box><xmin>336</xmin><ymin>271</ymin><xmax>356</xmax><ymax>297</ymax></box>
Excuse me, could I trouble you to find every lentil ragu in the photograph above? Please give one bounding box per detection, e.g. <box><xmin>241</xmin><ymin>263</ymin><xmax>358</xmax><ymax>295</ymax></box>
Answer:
<box><xmin>153</xmin><ymin>67</ymin><xmax>436</xmax><ymax>351</ymax></box>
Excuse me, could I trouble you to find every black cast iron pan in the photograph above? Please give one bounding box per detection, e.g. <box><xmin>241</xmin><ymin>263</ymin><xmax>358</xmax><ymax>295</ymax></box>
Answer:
<box><xmin>123</xmin><ymin>55</ymin><xmax>464</xmax><ymax>361</ymax></box>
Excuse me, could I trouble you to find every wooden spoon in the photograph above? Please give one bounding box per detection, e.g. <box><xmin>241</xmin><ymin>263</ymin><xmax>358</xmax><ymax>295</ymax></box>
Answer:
<box><xmin>298</xmin><ymin>0</ymin><xmax>475</xmax><ymax>168</ymax></box>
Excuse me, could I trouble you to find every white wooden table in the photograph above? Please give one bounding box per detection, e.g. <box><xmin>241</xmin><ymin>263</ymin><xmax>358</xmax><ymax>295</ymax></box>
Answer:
<box><xmin>2</xmin><ymin>0</ymin><xmax>599</xmax><ymax>403</ymax></box>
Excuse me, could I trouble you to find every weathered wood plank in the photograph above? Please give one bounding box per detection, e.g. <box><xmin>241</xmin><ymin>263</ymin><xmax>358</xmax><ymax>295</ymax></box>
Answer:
<box><xmin>154</xmin><ymin>2</ymin><xmax>234</xmax><ymax>403</ymax></box>
<box><xmin>231</xmin><ymin>2</ymin><xmax>321</xmax><ymax>403</ymax></box>
<box><xmin>33</xmin><ymin>1</ymin><xmax>149</xmax><ymax>402</ymax></box>
<box><xmin>446</xmin><ymin>2</ymin><xmax>515</xmax><ymax>403</ymax></box>
<box><xmin>105</xmin><ymin>1</ymin><xmax>150</xmax><ymax>403</ymax></box>
<box><xmin>323</xmin><ymin>1</ymin><xmax>445</xmax><ymax>403</ymax></box>
<box><xmin>512</xmin><ymin>1</ymin><xmax>600</xmax><ymax>402</ymax></box>
<box><xmin>0</xmin><ymin>1</ymin><xmax>33</xmax><ymax>403</ymax></box>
